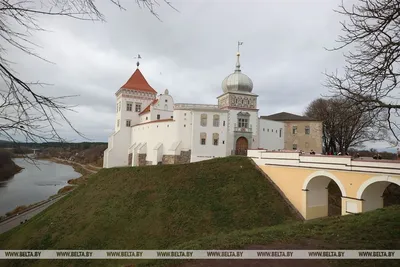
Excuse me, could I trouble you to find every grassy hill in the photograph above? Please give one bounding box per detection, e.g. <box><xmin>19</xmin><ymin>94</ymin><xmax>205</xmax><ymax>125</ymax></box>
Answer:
<box><xmin>142</xmin><ymin>205</ymin><xmax>400</xmax><ymax>267</ymax></box>
<box><xmin>0</xmin><ymin>157</ymin><xmax>298</xmax><ymax>266</ymax></box>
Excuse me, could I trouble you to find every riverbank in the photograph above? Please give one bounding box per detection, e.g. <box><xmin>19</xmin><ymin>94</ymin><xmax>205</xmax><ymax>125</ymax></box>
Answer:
<box><xmin>0</xmin><ymin>150</ymin><xmax>23</xmax><ymax>181</ymax></box>
<box><xmin>0</xmin><ymin>157</ymin><xmax>100</xmax><ymax>221</ymax></box>
<box><xmin>0</xmin><ymin>159</ymin><xmax>88</xmax><ymax>222</ymax></box>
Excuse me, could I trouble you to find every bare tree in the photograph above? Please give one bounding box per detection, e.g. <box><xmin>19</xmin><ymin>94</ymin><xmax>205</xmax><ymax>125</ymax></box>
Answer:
<box><xmin>305</xmin><ymin>97</ymin><xmax>386</xmax><ymax>154</ymax></box>
<box><xmin>0</xmin><ymin>0</ymin><xmax>176</xmax><ymax>149</ymax></box>
<box><xmin>325</xmin><ymin>0</ymin><xmax>400</xmax><ymax>143</ymax></box>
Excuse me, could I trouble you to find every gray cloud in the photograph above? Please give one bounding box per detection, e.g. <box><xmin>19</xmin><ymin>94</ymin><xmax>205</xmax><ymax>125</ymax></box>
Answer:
<box><xmin>7</xmin><ymin>0</ymin><xmax>367</xmax><ymax>143</ymax></box>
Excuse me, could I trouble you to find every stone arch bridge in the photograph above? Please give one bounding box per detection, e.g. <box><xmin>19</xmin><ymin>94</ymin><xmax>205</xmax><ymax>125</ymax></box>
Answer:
<box><xmin>248</xmin><ymin>150</ymin><xmax>400</xmax><ymax>220</ymax></box>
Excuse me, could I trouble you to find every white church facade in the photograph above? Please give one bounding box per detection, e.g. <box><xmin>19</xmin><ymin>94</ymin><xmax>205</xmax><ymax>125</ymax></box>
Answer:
<box><xmin>103</xmin><ymin>52</ymin><xmax>285</xmax><ymax>168</ymax></box>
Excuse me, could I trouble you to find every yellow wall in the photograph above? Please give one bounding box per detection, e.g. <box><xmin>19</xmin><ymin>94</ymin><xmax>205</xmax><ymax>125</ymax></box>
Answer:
<box><xmin>259</xmin><ymin>165</ymin><xmax>315</xmax><ymax>218</ymax></box>
<box><xmin>283</xmin><ymin>121</ymin><xmax>323</xmax><ymax>153</ymax></box>
<box><xmin>259</xmin><ymin>164</ymin><xmax>400</xmax><ymax>220</ymax></box>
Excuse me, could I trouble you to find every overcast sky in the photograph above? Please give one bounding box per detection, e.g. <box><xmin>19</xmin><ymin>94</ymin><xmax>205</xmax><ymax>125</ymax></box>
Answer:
<box><xmin>9</xmin><ymin>0</ymin><xmax>391</xmax><ymax>149</ymax></box>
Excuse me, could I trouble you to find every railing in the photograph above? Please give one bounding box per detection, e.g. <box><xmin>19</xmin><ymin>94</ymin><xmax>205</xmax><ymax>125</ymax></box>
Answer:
<box><xmin>248</xmin><ymin>151</ymin><xmax>400</xmax><ymax>175</ymax></box>
<box><xmin>234</xmin><ymin>127</ymin><xmax>252</xmax><ymax>133</ymax></box>
<box><xmin>174</xmin><ymin>103</ymin><xmax>219</xmax><ymax>109</ymax></box>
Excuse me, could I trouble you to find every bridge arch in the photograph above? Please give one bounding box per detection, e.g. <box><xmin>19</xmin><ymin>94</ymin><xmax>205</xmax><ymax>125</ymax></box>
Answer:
<box><xmin>303</xmin><ymin>171</ymin><xmax>347</xmax><ymax>220</ymax></box>
<box><xmin>356</xmin><ymin>176</ymin><xmax>400</xmax><ymax>212</ymax></box>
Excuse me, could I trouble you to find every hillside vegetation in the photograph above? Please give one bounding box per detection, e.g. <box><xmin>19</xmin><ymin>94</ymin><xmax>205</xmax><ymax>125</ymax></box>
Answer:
<box><xmin>0</xmin><ymin>157</ymin><xmax>298</xmax><ymax>266</ymax></box>
<box><xmin>143</xmin><ymin>205</ymin><xmax>400</xmax><ymax>267</ymax></box>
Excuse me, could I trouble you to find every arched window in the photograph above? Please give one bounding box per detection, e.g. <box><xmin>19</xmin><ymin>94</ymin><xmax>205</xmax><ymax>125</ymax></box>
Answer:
<box><xmin>200</xmin><ymin>132</ymin><xmax>207</xmax><ymax>145</ymax></box>
<box><xmin>213</xmin><ymin>114</ymin><xmax>220</xmax><ymax>127</ymax></box>
<box><xmin>213</xmin><ymin>133</ymin><xmax>219</xmax><ymax>146</ymax></box>
<box><xmin>200</xmin><ymin>114</ymin><xmax>207</xmax><ymax>126</ymax></box>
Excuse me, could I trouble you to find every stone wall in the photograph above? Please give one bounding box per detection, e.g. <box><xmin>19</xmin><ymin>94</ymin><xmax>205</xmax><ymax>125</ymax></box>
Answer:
<box><xmin>161</xmin><ymin>150</ymin><xmax>191</xmax><ymax>165</ymax></box>
<box><xmin>128</xmin><ymin>153</ymin><xmax>132</xmax><ymax>166</ymax></box>
<box><xmin>177</xmin><ymin>150</ymin><xmax>191</xmax><ymax>164</ymax></box>
<box><xmin>138</xmin><ymin>154</ymin><xmax>147</xmax><ymax>166</ymax></box>
<box><xmin>162</xmin><ymin>155</ymin><xmax>178</xmax><ymax>165</ymax></box>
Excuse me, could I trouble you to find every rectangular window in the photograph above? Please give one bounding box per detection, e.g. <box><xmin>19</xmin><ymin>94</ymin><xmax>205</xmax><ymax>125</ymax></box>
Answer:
<box><xmin>126</xmin><ymin>102</ymin><xmax>133</xmax><ymax>111</ymax></box>
<box><xmin>135</xmin><ymin>103</ymin><xmax>141</xmax><ymax>112</ymax></box>
<box><xmin>305</xmin><ymin>126</ymin><xmax>310</xmax><ymax>135</ymax></box>
<box><xmin>279</xmin><ymin>128</ymin><xmax>282</xmax><ymax>138</ymax></box>
<box><xmin>157</xmin><ymin>114</ymin><xmax>160</xmax><ymax>120</ymax></box>
<box><xmin>238</xmin><ymin>118</ymin><xmax>248</xmax><ymax>128</ymax></box>
<box><xmin>200</xmin><ymin>132</ymin><xmax>206</xmax><ymax>145</ymax></box>
<box><xmin>213</xmin><ymin>115</ymin><xmax>220</xmax><ymax>127</ymax></box>
<box><xmin>292</xmin><ymin>126</ymin><xmax>297</xmax><ymax>134</ymax></box>
<box><xmin>171</xmin><ymin>116</ymin><xmax>173</xmax><ymax>119</ymax></box>
<box><xmin>223</xmin><ymin>121</ymin><xmax>225</xmax><ymax>126</ymax></box>
<box><xmin>126</xmin><ymin>120</ymin><xmax>131</xmax><ymax>127</ymax></box>
<box><xmin>292</xmin><ymin>144</ymin><xmax>297</xmax><ymax>150</ymax></box>
<box><xmin>201</xmin><ymin>114</ymin><xmax>207</xmax><ymax>127</ymax></box>
<box><xmin>117</xmin><ymin>119</ymin><xmax>120</xmax><ymax>127</ymax></box>
<box><xmin>213</xmin><ymin>133</ymin><xmax>219</xmax><ymax>146</ymax></box>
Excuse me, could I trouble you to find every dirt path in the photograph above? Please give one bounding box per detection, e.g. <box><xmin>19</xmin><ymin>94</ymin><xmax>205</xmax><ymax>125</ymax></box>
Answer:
<box><xmin>52</xmin><ymin>158</ymin><xmax>98</xmax><ymax>174</ymax></box>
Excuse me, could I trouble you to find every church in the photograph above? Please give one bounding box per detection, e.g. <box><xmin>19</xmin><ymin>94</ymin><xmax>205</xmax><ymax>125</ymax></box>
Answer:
<box><xmin>103</xmin><ymin>51</ymin><xmax>314</xmax><ymax>168</ymax></box>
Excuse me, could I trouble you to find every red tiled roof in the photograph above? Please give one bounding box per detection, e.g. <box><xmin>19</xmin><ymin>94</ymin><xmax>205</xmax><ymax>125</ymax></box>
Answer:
<box><xmin>139</xmin><ymin>99</ymin><xmax>158</xmax><ymax>115</ymax></box>
<box><xmin>120</xmin><ymin>68</ymin><xmax>157</xmax><ymax>94</ymax></box>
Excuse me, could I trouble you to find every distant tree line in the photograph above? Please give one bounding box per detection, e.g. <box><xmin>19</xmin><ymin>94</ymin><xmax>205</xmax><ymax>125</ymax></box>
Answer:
<box><xmin>0</xmin><ymin>141</ymin><xmax>107</xmax><ymax>150</ymax></box>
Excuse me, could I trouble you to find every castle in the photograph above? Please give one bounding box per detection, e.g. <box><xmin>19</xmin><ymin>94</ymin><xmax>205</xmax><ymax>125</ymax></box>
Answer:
<box><xmin>103</xmin><ymin>51</ymin><xmax>322</xmax><ymax>168</ymax></box>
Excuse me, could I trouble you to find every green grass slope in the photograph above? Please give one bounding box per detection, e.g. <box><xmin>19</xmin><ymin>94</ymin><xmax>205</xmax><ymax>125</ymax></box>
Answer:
<box><xmin>0</xmin><ymin>157</ymin><xmax>298</xmax><ymax>266</ymax></box>
<box><xmin>141</xmin><ymin>205</ymin><xmax>400</xmax><ymax>267</ymax></box>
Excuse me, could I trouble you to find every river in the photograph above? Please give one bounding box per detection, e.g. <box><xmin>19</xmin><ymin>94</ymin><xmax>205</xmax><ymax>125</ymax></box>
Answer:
<box><xmin>0</xmin><ymin>158</ymin><xmax>81</xmax><ymax>216</ymax></box>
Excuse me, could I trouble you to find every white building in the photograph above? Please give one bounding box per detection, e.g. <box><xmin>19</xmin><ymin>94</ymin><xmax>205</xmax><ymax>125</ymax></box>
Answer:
<box><xmin>103</xmin><ymin>52</ymin><xmax>285</xmax><ymax>168</ymax></box>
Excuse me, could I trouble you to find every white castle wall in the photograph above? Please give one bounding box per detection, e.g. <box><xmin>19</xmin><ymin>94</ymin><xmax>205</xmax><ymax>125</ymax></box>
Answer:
<box><xmin>258</xmin><ymin>119</ymin><xmax>285</xmax><ymax>150</ymax></box>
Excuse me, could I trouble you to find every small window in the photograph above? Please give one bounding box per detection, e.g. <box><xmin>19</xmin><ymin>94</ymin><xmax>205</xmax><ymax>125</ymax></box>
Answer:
<box><xmin>135</xmin><ymin>103</ymin><xmax>141</xmax><ymax>112</ymax></box>
<box><xmin>171</xmin><ymin>116</ymin><xmax>173</xmax><ymax>119</ymax></box>
<box><xmin>238</xmin><ymin>118</ymin><xmax>248</xmax><ymax>128</ymax></box>
<box><xmin>184</xmin><ymin>124</ymin><xmax>186</xmax><ymax>127</ymax></box>
<box><xmin>223</xmin><ymin>121</ymin><xmax>226</xmax><ymax>126</ymax></box>
<box><xmin>292</xmin><ymin>126</ymin><xmax>297</xmax><ymax>134</ymax></box>
<box><xmin>126</xmin><ymin>120</ymin><xmax>131</xmax><ymax>127</ymax></box>
<box><xmin>157</xmin><ymin>114</ymin><xmax>160</xmax><ymax>120</ymax></box>
<box><xmin>117</xmin><ymin>119</ymin><xmax>120</xmax><ymax>127</ymax></box>
<box><xmin>263</xmin><ymin>128</ymin><xmax>265</xmax><ymax>131</ymax></box>
<box><xmin>293</xmin><ymin>144</ymin><xmax>297</xmax><ymax>150</ymax></box>
<box><xmin>222</xmin><ymin>141</ymin><xmax>225</xmax><ymax>144</ymax></box>
<box><xmin>146</xmin><ymin>117</ymin><xmax>148</xmax><ymax>120</ymax></box>
<box><xmin>213</xmin><ymin>133</ymin><xmax>219</xmax><ymax>146</ymax></box>
<box><xmin>279</xmin><ymin>128</ymin><xmax>282</xmax><ymax>138</ymax></box>
<box><xmin>184</xmin><ymin>113</ymin><xmax>186</xmax><ymax>116</ymax></box>
<box><xmin>200</xmin><ymin>132</ymin><xmax>206</xmax><ymax>145</ymax></box>
<box><xmin>213</xmin><ymin>114</ymin><xmax>220</xmax><ymax>127</ymax></box>
<box><xmin>267</xmin><ymin>129</ymin><xmax>269</xmax><ymax>132</ymax></box>
<box><xmin>201</xmin><ymin>114</ymin><xmax>207</xmax><ymax>127</ymax></box>
<box><xmin>305</xmin><ymin>126</ymin><xmax>310</xmax><ymax>135</ymax></box>
<box><xmin>126</xmin><ymin>102</ymin><xmax>133</xmax><ymax>111</ymax></box>
<box><xmin>165</xmin><ymin>99</ymin><xmax>168</xmax><ymax>102</ymax></box>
